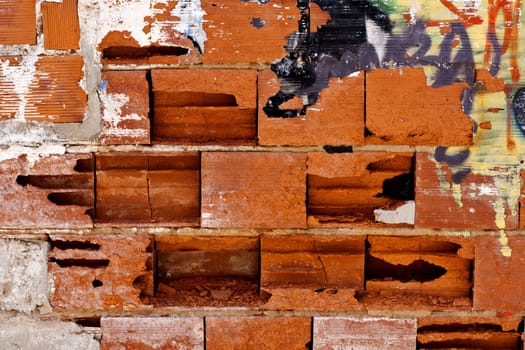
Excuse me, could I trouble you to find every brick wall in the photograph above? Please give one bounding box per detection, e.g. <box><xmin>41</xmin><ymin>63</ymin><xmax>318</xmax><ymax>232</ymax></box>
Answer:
<box><xmin>1</xmin><ymin>0</ymin><xmax>525</xmax><ymax>348</ymax></box>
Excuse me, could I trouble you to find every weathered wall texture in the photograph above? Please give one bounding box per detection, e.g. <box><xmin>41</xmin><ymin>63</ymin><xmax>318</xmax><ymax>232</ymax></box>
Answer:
<box><xmin>1</xmin><ymin>0</ymin><xmax>525</xmax><ymax>348</ymax></box>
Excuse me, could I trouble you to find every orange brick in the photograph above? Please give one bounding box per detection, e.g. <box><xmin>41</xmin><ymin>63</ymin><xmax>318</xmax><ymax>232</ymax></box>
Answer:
<box><xmin>95</xmin><ymin>153</ymin><xmax>200</xmax><ymax>226</ymax></box>
<box><xmin>313</xmin><ymin>317</ymin><xmax>417</xmax><ymax>349</ymax></box>
<box><xmin>99</xmin><ymin>70</ymin><xmax>150</xmax><ymax>145</ymax></box>
<box><xmin>42</xmin><ymin>0</ymin><xmax>80</xmax><ymax>50</ymax></box>
<box><xmin>101</xmin><ymin>317</ymin><xmax>203</xmax><ymax>350</ymax></box>
<box><xmin>0</xmin><ymin>0</ymin><xmax>36</xmax><ymax>45</ymax></box>
<box><xmin>206</xmin><ymin>316</ymin><xmax>311</xmax><ymax>350</ymax></box>
<box><xmin>474</xmin><ymin>236</ymin><xmax>525</xmax><ymax>312</ymax></box>
<box><xmin>201</xmin><ymin>152</ymin><xmax>306</xmax><ymax>228</ymax></box>
<box><xmin>0</xmin><ymin>55</ymin><xmax>86</xmax><ymax>122</ymax></box>
<box><xmin>307</xmin><ymin>152</ymin><xmax>414</xmax><ymax>227</ymax></box>
<box><xmin>151</xmin><ymin>69</ymin><xmax>256</xmax><ymax>145</ymax></box>
<box><xmin>49</xmin><ymin>235</ymin><xmax>153</xmax><ymax>311</ymax></box>
<box><xmin>258</xmin><ymin>70</ymin><xmax>364</xmax><ymax>146</ymax></box>
<box><xmin>0</xmin><ymin>154</ymin><xmax>94</xmax><ymax>228</ymax></box>
<box><xmin>416</xmin><ymin>152</ymin><xmax>519</xmax><ymax>230</ymax></box>
<box><xmin>366</xmin><ymin>68</ymin><xmax>473</xmax><ymax>145</ymax></box>
<box><xmin>417</xmin><ymin>317</ymin><xmax>522</xmax><ymax>349</ymax></box>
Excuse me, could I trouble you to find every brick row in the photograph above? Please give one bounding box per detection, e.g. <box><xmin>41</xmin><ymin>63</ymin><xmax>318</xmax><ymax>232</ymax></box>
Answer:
<box><xmin>2</xmin><ymin>150</ymin><xmax>522</xmax><ymax>231</ymax></box>
<box><xmin>43</xmin><ymin>234</ymin><xmax>525</xmax><ymax>314</ymax></box>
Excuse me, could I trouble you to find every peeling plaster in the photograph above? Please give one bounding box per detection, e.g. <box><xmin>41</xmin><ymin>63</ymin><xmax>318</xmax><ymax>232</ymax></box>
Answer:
<box><xmin>374</xmin><ymin>200</ymin><xmax>415</xmax><ymax>225</ymax></box>
<box><xmin>99</xmin><ymin>91</ymin><xmax>148</xmax><ymax>140</ymax></box>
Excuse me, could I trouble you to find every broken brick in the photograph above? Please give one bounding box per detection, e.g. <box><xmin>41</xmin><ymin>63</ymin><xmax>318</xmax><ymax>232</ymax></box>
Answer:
<box><xmin>99</xmin><ymin>70</ymin><xmax>150</xmax><ymax>145</ymax></box>
<box><xmin>260</xmin><ymin>234</ymin><xmax>364</xmax><ymax>311</ymax></box>
<box><xmin>474</xmin><ymin>235</ymin><xmax>525</xmax><ymax>312</ymax></box>
<box><xmin>313</xmin><ymin>317</ymin><xmax>417</xmax><ymax>349</ymax></box>
<box><xmin>101</xmin><ymin>317</ymin><xmax>204</xmax><ymax>350</ymax></box>
<box><xmin>0</xmin><ymin>153</ymin><xmax>94</xmax><ymax>229</ymax></box>
<box><xmin>201</xmin><ymin>152</ymin><xmax>307</xmax><ymax>228</ymax></box>
<box><xmin>307</xmin><ymin>152</ymin><xmax>414</xmax><ymax>227</ymax></box>
<box><xmin>95</xmin><ymin>152</ymin><xmax>200</xmax><ymax>226</ymax></box>
<box><xmin>417</xmin><ymin>316</ymin><xmax>523</xmax><ymax>349</ymax></box>
<box><xmin>364</xmin><ymin>236</ymin><xmax>474</xmax><ymax>310</ymax></box>
<box><xmin>42</xmin><ymin>0</ymin><xmax>80</xmax><ymax>50</ymax></box>
<box><xmin>0</xmin><ymin>55</ymin><xmax>86</xmax><ymax>122</ymax></box>
<box><xmin>49</xmin><ymin>235</ymin><xmax>153</xmax><ymax>311</ymax></box>
<box><xmin>258</xmin><ymin>70</ymin><xmax>365</xmax><ymax>146</ymax></box>
<box><xmin>415</xmin><ymin>152</ymin><xmax>519</xmax><ymax>230</ymax></box>
<box><xmin>206</xmin><ymin>316</ymin><xmax>311</xmax><ymax>350</ymax></box>
<box><xmin>0</xmin><ymin>0</ymin><xmax>36</xmax><ymax>45</ymax></box>
<box><xmin>366</xmin><ymin>68</ymin><xmax>473</xmax><ymax>145</ymax></box>
<box><xmin>152</xmin><ymin>69</ymin><xmax>256</xmax><ymax>145</ymax></box>
<box><xmin>151</xmin><ymin>236</ymin><xmax>260</xmax><ymax>307</ymax></box>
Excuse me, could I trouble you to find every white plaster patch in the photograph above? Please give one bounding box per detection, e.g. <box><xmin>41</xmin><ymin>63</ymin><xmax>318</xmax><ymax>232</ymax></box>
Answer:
<box><xmin>374</xmin><ymin>200</ymin><xmax>415</xmax><ymax>225</ymax></box>
<box><xmin>172</xmin><ymin>0</ymin><xmax>207</xmax><ymax>52</ymax></box>
<box><xmin>99</xmin><ymin>91</ymin><xmax>147</xmax><ymax>139</ymax></box>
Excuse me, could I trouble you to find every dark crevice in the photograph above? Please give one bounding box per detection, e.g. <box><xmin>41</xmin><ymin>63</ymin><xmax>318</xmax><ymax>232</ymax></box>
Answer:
<box><xmin>417</xmin><ymin>338</ymin><xmax>521</xmax><ymax>349</ymax></box>
<box><xmin>418</xmin><ymin>323</ymin><xmax>505</xmax><ymax>333</ymax></box>
<box><xmin>47</xmin><ymin>192</ymin><xmax>93</xmax><ymax>207</ymax></box>
<box><xmin>49</xmin><ymin>239</ymin><xmax>101</xmax><ymax>251</ymax></box>
<box><xmin>102</xmin><ymin>46</ymin><xmax>189</xmax><ymax>59</ymax></box>
<box><xmin>74</xmin><ymin>158</ymin><xmax>95</xmax><ymax>173</ymax></box>
<box><xmin>75</xmin><ymin>317</ymin><xmax>101</xmax><ymax>328</ymax></box>
<box><xmin>323</xmin><ymin>145</ymin><xmax>353</xmax><ymax>153</ymax></box>
<box><xmin>159</xmin><ymin>92</ymin><xmax>238</xmax><ymax>107</ymax></box>
<box><xmin>376</xmin><ymin>173</ymin><xmax>414</xmax><ymax>200</ymax></box>
<box><xmin>49</xmin><ymin>258</ymin><xmax>110</xmax><ymax>268</ymax></box>
<box><xmin>91</xmin><ymin>279</ymin><xmax>103</xmax><ymax>288</ymax></box>
<box><xmin>366</xmin><ymin>255</ymin><xmax>447</xmax><ymax>283</ymax></box>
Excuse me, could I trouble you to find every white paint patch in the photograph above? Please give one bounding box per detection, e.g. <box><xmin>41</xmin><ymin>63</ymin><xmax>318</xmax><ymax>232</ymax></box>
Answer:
<box><xmin>0</xmin><ymin>144</ymin><xmax>66</xmax><ymax>165</ymax></box>
<box><xmin>349</xmin><ymin>71</ymin><xmax>361</xmax><ymax>77</ymax></box>
<box><xmin>365</xmin><ymin>18</ymin><xmax>389</xmax><ymax>65</ymax></box>
<box><xmin>374</xmin><ymin>200</ymin><xmax>415</xmax><ymax>225</ymax></box>
<box><xmin>99</xmin><ymin>91</ymin><xmax>147</xmax><ymax>139</ymax></box>
<box><xmin>498</xmin><ymin>230</ymin><xmax>512</xmax><ymax>257</ymax></box>
<box><xmin>172</xmin><ymin>0</ymin><xmax>207</xmax><ymax>52</ymax></box>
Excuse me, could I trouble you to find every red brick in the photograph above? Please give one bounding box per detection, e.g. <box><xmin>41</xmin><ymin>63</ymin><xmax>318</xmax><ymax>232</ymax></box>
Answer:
<box><xmin>261</xmin><ymin>288</ymin><xmax>363</xmax><ymax>312</ymax></box>
<box><xmin>49</xmin><ymin>235</ymin><xmax>153</xmax><ymax>311</ymax></box>
<box><xmin>0</xmin><ymin>153</ymin><xmax>94</xmax><ymax>228</ymax></box>
<box><xmin>98</xmin><ymin>70</ymin><xmax>150</xmax><ymax>145</ymax></box>
<box><xmin>0</xmin><ymin>0</ymin><xmax>36</xmax><ymax>45</ymax></box>
<box><xmin>42</xmin><ymin>0</ymin><xmax>80</xmax><ymax>50</ymax></box>
<box><xmin>206</xmin><ymin>316</ymin><xmax>311</xmax><ymax>350</ymax></box>
<box><xmin>202</xmin><ymin>0</ymin><xmax>329</xmax><ymax>64</ymax></box>
<box><xmin>474</xmin><ymin>236</ymin><xmax>525</xmax><ymax>312</ymax></box>
<box><xmin>366</xmin><ymin>68</ymin><xmax>473</xmax><ymax>145</ymax></box>
<box><xmin>307</xmin><ymin>152</ymin><xmax>413</xmax><ymax>227</ymax></box>
<box><xmin>201</xmin><ymin>152</ymin><xmax>306</xmax><ymax>228</ymax></box>
<box><xmin>365</xmin><ymin>236</ymin><xmax>473</xmax><ymax>306</ymax></box>
<box><xmin>151</xmin><ymin>69</ymin><xmax>256</xmax><ymax>144</ymax></box>
<box><xmin>417</xmin><ymin>317</ymin><xmax>522</xmax><ymax>349</ymax></box>
<box><xmin>258</xmin><ymin>70</ymin><xmax>364</xmax><ymax>146</ymax></box>
<box><xmin>101</xmin><ymin>317</ymin><xmax>203</xmax><ymax>350</ymax></box>
<box><xmin>0</xmin><ymin>55</ymin><xmax>86</xmax><ymax>122</ymax></box>
<box><xmin>416</xmin><ymin>152</ymin><xmax>519</xmax><ymax>230</ymax></box>
<box><xmin>313</xmin><ymin>317</ymin><xmax>417</xmax><ymax>349</ymax></box>
<box><xmin>95</xmin><ymin>153</ymin><xmax>200</xmax><ymax>226</ymax></box>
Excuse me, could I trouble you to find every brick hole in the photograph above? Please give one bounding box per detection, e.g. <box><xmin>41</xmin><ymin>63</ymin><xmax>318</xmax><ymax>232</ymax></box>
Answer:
<box><xmin>146</xmin><ymin>236</ymin><xmax>264</xmax><ymax>307</ymax></box>
<box><xmin>74</xmin><ymin>317</ymin><xmax>101</xmax><ymax>328</ymax></box>
<box><xmin>363</xmin><ymin>237</ymin><xmax>473</xmax><ymax>309</ymax></box>
<box><xmin>92</xmin><ymin>279</ymin><xmax>103</xmax><ymax>288</ymax></box>
<box><xmin>151</xmin><ymin>70</ymin><xmax>257</xmax><ymax>145</ymax></box>
<box><xmin>322</xmin><ymin>145</ymin><xmax>353</xmax><ymax>153</ymax></box>
<box><xmin>48</xmin><ymin>258</ymin><xmax>110</xmax><ymax>268</ymax></box>
<box><xmin>49</xmin><ymin>239</ymin><xmax>101</xmax><ymax>251</ymax></box>
<box><xmin>102</xmin><ymin>46</ymin><xmax>189</xmax><ymax>60</ymax></box>
<box><xmin>417</xmin><ymin>323</ymin><xmax>522</xmax><ymax>349</ymax></box>
<box><xmin>94</xmin><ymin>153</ymin><xmax>200</xmax><ymax>226</ymax></box>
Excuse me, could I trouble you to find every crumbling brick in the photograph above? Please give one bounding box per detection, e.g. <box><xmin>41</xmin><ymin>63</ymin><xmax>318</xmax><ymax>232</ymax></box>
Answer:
<box><xmin>206</xmin><ymin>316</ymin><xmax>311</xmax><ymax>350</ymax></box>
<box><xmin>307</xmin><ymin>152</ymin><xmax>414</xmax><ymax>227</ymax></box>
<box><xmin>42</xmin><ymin>0</ymin><xmax>80</xmax><ymax>50</ymax></box>
<box><xmin>151</xmin><ymin>236</ymin><xmax>260</xmax><ymax>307</ymax></box>
<box><xmin>364</xmin><ymin>236</ymin><xmax>474</xmax><ymax>310</ymax></box>
<box><xmin>474</xmin><ymin>235</ymin><xmax>525</xmax><ymax>312</ymax></box>
<box><xmin>151</xmin><ymin>69</ymin><xmax>256</xmax><ymax>145</ymax></box>
<box><xmin>101</xmin><ymin>317</ymin><xmax>203</xmax><ymax>350</ymax></box>
<box><xmin>417</xmin><ymin>316</ymin><xmax>523</xmax><ymax>349</ymax></box>
<box><xmin>201</xmin><ymin>152</ymin><xmax>307</xmax><ymax>228</ymax></box>
<box><xmin>366</xmin><ymin>68</ymin><xmax>473</xmax><ymax>145</ymax></box>
<box><xmin>95</xmin><ymin>152</ymin><xmax>200</xmax><ymax>226</ymax></box>
<box><xmin>48</xmin><ymin>235</ymin><xmax>153</xmax><ymax>311</ymax></box>
<box><xmin>98</xmin><ymin>70</ymin><xmax>150</xmax><ymax>145</ymax></box>
<box><xmin>258</xmin><ymin>70</ymin><xmax>365</xmax><ymax>146</ymax></box>
<box><xmin>313</xmin><ymin>317</ymin><xmax>417</xmax><ymax>349</ymax></box>
<box><xmin>260</xmin><ymin>234</ymin><xmax>364</xmax><ymax>311</ymax></box>
<box><xmin>0</xmin><ymin>153</ymin><xmax>94</xmax><ymax>229</ymax></box>
<box><xmin>0</xmin><ymin>0</ymin><xmax>36</xmax><ymax>45</ymax></box>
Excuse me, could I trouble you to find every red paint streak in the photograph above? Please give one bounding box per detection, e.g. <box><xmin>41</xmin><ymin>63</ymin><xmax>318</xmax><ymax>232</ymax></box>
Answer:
<box><xmin>506</xmin><ymin>87</ymin><xmax>516</xmax><ymax>151</ymax></box>
<box><xmin>484</xmin><ymin>0</ymin><xmax>521</xmax><ymax>83</ymax></box>
<box><xmin>488</xmin><ymin>107</ymin><xmax>505</xmax><ymax>112</ymax></box>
